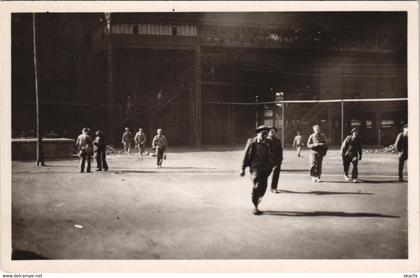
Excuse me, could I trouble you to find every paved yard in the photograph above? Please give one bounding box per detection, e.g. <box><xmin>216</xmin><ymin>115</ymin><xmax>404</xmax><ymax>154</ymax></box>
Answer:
<box><xmin>11</xmin><ymin>148</ymin><xmax>407</xmax><ymax>259</ymax></box>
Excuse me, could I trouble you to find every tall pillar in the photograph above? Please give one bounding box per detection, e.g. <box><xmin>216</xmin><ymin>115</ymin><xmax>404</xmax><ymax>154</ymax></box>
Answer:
<box><xmin>228</xmin><ymin>57</ymin><xmax>237</xmax><ymax>145</ymax></box>
<box><xmin>376</xmin><ymin>112</ymin><xmax>382</xmax><ymax>146</ymax></box>
<box><xmin>105</xmin><ymin>14</ymin><xmax>114</xmax><ymax>144</ymax></box>
<box><xmin>192</xmin><ymin>46</ymin><xmax>202</xmax><ymax>147</ymax></box>
<box><xmin>328</xmin><ymin>105</ymin><xmax>335</xmax><ymax>144</ymax></box>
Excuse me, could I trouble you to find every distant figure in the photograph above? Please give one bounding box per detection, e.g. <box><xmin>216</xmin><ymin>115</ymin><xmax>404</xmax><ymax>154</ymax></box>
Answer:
<box><xmin>134</xmin><ymin>128</ymin><xmax>147</xmax><ymax>159</ymax></box>
<box><xmin>307</xmin><ymin>125</ymin><xmax>328</xmax><ymax>182</ymax></box>
<box><xmin>341</xmin><ymin>128</ymin><xmax>362</xmax><ymax>183</ymax></box>
<box><xmin>76</xmin><ymin>128</ymin><xmax>93</xmax><ymax>173</ymax></box>
<box><xmin>267</xmin><ymin>127</ymin><xmax>283</xmax><ymax>193</ymax></box>
<box><xmin>121</xmin><ymin>127</ymin><xmax>133</xmax><ymax>155</ymax></box>
<box><xmin>240</xmin><ymin>125</ymin><xmax>272</xmax><ymax>215</ymax></box>
<box><xmin>292</xmin><ymin>131</ymin><xmax>304</xmax><ymax>157</ymax></box>
<box><xmin>152</xmin><ymin>128</ymin><xmax>167</xmax><ymax>168</ymax></box>
<box><xmin>394</xmin><ymin>124</ymin><xmax>408</xmax><ymax>182</ymax></box>
<box><xmin>93</xmin><ymin>130</ymin><xmax>108</xmax><ymax>171</ymax></box>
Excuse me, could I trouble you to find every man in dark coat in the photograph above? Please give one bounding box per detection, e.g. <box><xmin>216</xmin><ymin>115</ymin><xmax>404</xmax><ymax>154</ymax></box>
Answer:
<box><xmin>76</xmin><ymin>127</ymin><xmax>93</xmax><ymax>173</ymax></box>
<box><xmin>341</xmin><ymin>127</ymin><xmax>362</xmax><ymax>182</ymax></box>
<box><xmin>394</xmin><ymin>124</ymin><xmax>408</xmax><ymax>182</ymax></box>
<box><xmin>94</xmin><ymin>130</ymin><xmax>108</xmax><ymax>171</ymax></box>
<box><xmin>307</xmin><ymin>124</ymin><xmax>328</xmax><ymax>182</ymax></box>
<box><xmin>267</xmin><ymin>127</ymin><xmax>283</xmax><ymax>193</ymax></box>
<box><xmin>240</xmin><ymin>125</ymin><xmax>272</xmax><ymax>215</ymax></box>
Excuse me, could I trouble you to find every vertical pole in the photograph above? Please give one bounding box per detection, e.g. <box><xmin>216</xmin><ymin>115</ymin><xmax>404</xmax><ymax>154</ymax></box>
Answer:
<box><xmin>194</xmin><ymin>46</ymin><xmax>202</xmax><ymax>147</ymax></box>
<box><xmin>33</xmin><ymin>13</ymin><xmax>45</xmax><ymax>166</ymax></box>
<box><xmin>105</xmin><ymin>13</ymin><xmax>114</xmax><ymax>144</ymax></box>
<box><xmin>282</xmin><ymin>99</ymin><xmax>285</xmax><ymax>147</ymax></box>
<box><xmin>255</xmin><ymin>95</ymin><xmax>259</xmax><ymax>128</ymax></box>
<box><xmin>341</xmin><ymin>100</ymin><xmax>344</xmax><ymax>143</ymax></box>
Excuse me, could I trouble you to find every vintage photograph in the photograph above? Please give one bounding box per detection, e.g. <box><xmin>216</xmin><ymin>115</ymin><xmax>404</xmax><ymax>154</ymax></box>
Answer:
<box><xmin>1</xmin><ymin>1</ymin><xmax>419</xmax><ymax>273</ymax></box>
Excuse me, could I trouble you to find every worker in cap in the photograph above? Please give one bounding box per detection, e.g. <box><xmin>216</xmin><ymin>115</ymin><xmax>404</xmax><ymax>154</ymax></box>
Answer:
<box><xmin>394</xmin><ymin>123</ymin><xmax>408</xmax><ymax>182</ymax></box>
<box><xmin>267</xmin><ymin>126</ymin><xmax>283</xmax><ymax>193</ymax></box>
<box><xmin>241</xmin><ymin>125</ymin><xmax>272</xmax><ymax>215</ymax></box>
<box><xmin>341</xmin><ymin>127</ymin><xmax>362</xmax><ymax>182</ymax></box>
<box><xmin>307</xmin><ymin>124</ymin><xmax>328</xmax><ymax>182</ymax></box>
<box><xmin>76</xmin><ymin>127</ymin><xmax>93</xmax><ymax>173</ymax></box>
<box><xmin>93</xmin><ymin>130</ymin><xmax>108</xmax><ymax>171</ymax></box>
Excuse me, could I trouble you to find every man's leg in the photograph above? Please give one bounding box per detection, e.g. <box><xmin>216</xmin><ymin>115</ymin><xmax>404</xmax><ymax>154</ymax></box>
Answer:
<box><xmin>351</xmin><ymin>157</ymin><xmax>358</xmax><ymax>180</ymax></box>
<box><xmin>309</xmin><ymin>153</ymin><xmax>316</xmax><ymax>179</ymax></box>
<box><xmin>95</xmin><ymin>152</ymin><xmax>102</xmax><ymax>170</ymax></box>
<box><xmin>80</xmin><ymin>155</ymin><xmax>85</xmax><ymax>173</ymax></box>
<box><xmin>86</xmin><ymin>155</ymin><xmax>91</xmax><ymax>172</ymax></box>
<box><xmin>102</xmin><ymin>151</ymin><xmax>108</xmax><ymax>170</ymax></box>
<box><xmin>251</xmin><ymin>170</ymin><xmax>269</xmax><ymax>214</ymax></box>
<box><xmin>297</xmin><ymin>146</ymin><xmax>301</xmax><ymax>157</ymax></box>
<box><xmin>271</xmin><ymin>164</ymin><xmax>281</xmax><ymax>192</ymax></box>
<box><xmin>343</xmin><ymin>156</ymin><xmax>350</xmax><ymax>179</ymax></box>
<box><xmin>316</xmin><ymin>155</ymin><xmax>323</xmax><ymax>180</ymax></box>
<box><xmin>398</xmin><ymin>156</ymin><xmax>407</xmax><ymax>181</ymax></box>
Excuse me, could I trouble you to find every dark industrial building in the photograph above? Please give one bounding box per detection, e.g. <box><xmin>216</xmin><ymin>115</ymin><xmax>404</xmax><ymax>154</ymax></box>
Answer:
<box><xmin>12</xmin><ymin>12</ymin><xmax>407</xmax><ymax>147</ymax></box>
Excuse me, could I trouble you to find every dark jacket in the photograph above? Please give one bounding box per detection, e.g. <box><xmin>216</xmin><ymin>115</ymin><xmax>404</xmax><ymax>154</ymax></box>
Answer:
<box><xmin>341</xmin><ymin>135</ymin><xmax>362</xmax><ymax>159</ymax></box>
<box><xmin>242</xmin><ymin>137</ymin><xmax>271</xmax><ymax>172</ymax></box>
<box><xmin>93</xmin><ymin>135</ymin><xmax>107</xmax><ymax>152</ymax></box>
<box><xmin>267</xmin><ymin>136</ymin><xmax>283</xmax><ymax>165</ymax></box>
<box><xmin>394</xmin><ymin>132</ymin><xmax>408</xmax><ymax>158</ymax></box>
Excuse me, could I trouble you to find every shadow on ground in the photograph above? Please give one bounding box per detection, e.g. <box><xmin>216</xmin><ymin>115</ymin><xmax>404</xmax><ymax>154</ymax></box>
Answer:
<box><xmin>262</xmin><ymin>211</ymin><xmax>400</xmax><ymax>218</ymax></box>
<box><xmin>12</xmin><ymin>249</ymin><xmax>50</xmax><ymax>260</ymax></box>
<box><xmin>278</xmin><ymin>190</ymin><xmax>373</xmax><ymax>195</ymax></box>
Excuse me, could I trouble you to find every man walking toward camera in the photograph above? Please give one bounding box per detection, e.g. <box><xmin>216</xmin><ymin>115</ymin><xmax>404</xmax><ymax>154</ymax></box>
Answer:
<box><xmin>134</xmin><ymin>128</ymin><xmax>147</xmax><ymax>159</ymax></box>
<box><xmin>341</xmin><ymin>127</ymin><xmax>362</xmax><ymax>183</ymax></box>
<box><xmin>293</xmin><ymin>131</ymin><xmax>304</xmax><ymax>157</ymax></box>
<box><xmin>307</xmin><ymin>125</ymin><xmax>328</xmax><ymax>182</ymax></box>
<box><xmin>267</xmin><ymin>127</ymin><xmax>283</xmax><ymax>193</ymax></box>
<box><xmin>240</xmin><ymin>125</ymin><xmax>272</xmax><ymax>215</ymax></box>
<box><xmin>152</xmin><ymin>128</ymin><xmax>167</xmax><ymax>168</ymax></box>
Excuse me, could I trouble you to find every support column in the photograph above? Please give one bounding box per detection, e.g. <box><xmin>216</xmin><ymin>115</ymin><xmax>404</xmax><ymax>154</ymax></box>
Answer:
<box><xmin>328</xmin><ymin>105</ymin><xmax>335</xmax><ymax>144</ymax></box>
<box><xmin>376</xmin><ymin>112</ymin><xmax>382</xmax><ymax>146</ymax></box>
<box><xmin>228</xmin><ymin>57</ymin><xmax>237</xmax><ymax>145</ymax></box>
<box><xmin>341</xmin><ymin>101</ymin><xmax>344</xmax><ymax>144</ymax></box>
<box><xmin>193</xmin><ymin>46</ymin><xmax>202</xmax><ymax>147</ymax></box>
<box><xmin>105</xmin><ymin>14</ymin><xmax>114</xmax><ymax>144</ymax></box>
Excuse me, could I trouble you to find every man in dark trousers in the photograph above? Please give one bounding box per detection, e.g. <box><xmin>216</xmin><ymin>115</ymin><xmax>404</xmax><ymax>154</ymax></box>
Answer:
<box><xmin>267</xmin><ymin>127</ymin><xmax>283</xmax><ymax>193</ymax></box>
<box><xmin>134</xmin><ymin>128</ymin><xmax>147</xmax><ymax>159</ymax></box>
<box><xmin>152</xmin><ymin>128</ymin><xmax>168</xmax><ymax>168</ymax></box>
<box><xmin>76</xmin><ymin>127</ymin><xmax>93</xmax><ymax>173</ymax></box>
<box><xmin>121</xmin><ymin>127</ymin><xmax>133</xmax><ymax>155</ymax></box>
<box><xmin>394</xmin><ymin>124</ymin><xmax>408</xmax><ymax>182</ymax></box>
<box><xmin>240</xmin><ymin>125</ymin><xmax>272</xmax><ymax>215</ymax></box>
<box><xmin>341</xmin><ymin>127</ymin><xmax>362</xmax><ymax>183</ymax></box>
<box><xmin>307</xmin><ymin>124</ymin><xmax>328</xmax><ymax>182</ymax></box>
<box><xmin>93</xmin><ymin>130</ymin><xmax>108</xmax><ymax>171</ymax></box>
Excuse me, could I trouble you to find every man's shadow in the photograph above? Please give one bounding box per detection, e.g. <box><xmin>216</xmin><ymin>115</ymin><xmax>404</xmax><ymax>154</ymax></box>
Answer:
<box><xmin>261</xmin><ymin>211</ymin><xmax>399</xmax><ymax>218</ymax></box>
<box><xmin>278</xmin><ymin>190</ymin><xmax>373</xmax><ymax>196</ymax></box>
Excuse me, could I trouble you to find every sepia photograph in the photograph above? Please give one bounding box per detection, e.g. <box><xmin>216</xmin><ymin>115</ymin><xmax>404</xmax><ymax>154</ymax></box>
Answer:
<box><xmin>1</xmin><ymin>1</ymin><xmax>419</xmax><ymax>274</ymax></box>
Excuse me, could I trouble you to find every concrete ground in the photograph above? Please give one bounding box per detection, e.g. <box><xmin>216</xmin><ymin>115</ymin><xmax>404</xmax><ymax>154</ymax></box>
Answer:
<box><xmin>11</xmin><ymin>148</ymin><xmax>407</xmax><ymax>259</ymax></box>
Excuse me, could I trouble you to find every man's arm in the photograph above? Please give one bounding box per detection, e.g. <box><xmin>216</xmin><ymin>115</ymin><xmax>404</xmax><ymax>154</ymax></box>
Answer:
<box><xmin>394</xmin><ymin>133</ymin><xmax>402</xmax><ymax>152</ymax></box>
<box><xmin>241</xmin><ymin>140</ymin><xmax>253</xmax><ymax>176</ymax></box>
<box><xmin>307</xmin><ymin>135</ymin><xmax>314</xmax><ymax>148</ymax></box>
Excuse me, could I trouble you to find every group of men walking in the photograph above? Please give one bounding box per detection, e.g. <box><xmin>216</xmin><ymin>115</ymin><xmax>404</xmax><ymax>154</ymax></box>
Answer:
<box><xmin>241</xmin><ymin>123</ymin><xmax>408</xmax><ymax>215</ymax></box>
<box><xmin>75</xmin><ymin>127</ymin><xmax>168</xmax><ymax>172</ymax></box>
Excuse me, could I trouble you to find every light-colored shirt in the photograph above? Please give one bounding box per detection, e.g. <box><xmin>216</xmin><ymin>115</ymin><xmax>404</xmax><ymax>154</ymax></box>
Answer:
<box><xmin>293</xmin><ymin>135</ymin><xmax>303</xmax><ymax>147</ymax></box>
<box><xmin>134</xmin><ymin>132</ymin><xmax>146</xmax><ymax>145</ymax></box>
